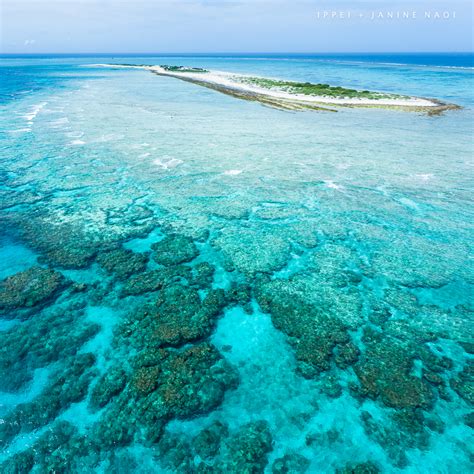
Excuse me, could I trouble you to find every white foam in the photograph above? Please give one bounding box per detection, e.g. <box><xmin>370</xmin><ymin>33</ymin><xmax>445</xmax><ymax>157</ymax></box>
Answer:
<box><xmin>70</xmin><ymin>140</ymin><xmax>86</xmax><ymax>146</ymax></box>
<box><xmin>416</xmin><ymin>173</ymin><xmax>434</xmax><ymax>181</ymax></box>
<box><xmin>223</xmin><ymin>169</ymin><xmax>243</xmax><ymax>176</ymax></box>
<box><xmin>97</xmin><ymin>133</ymin><xmax>122</xmax><ymax>142</ymax></box>
<box><xmin>399</xmin><ymin>197</ymin><xmax>419</xmax><ymax>210</ymax></box>
<box><xmin>66</xmin><ymin>131</ymin><xmax>84</xmax><ymax>139</ymax></box>
<box><xmin>22</xmin><ymin>102</ymin><xmax>47</xmax><ymax>122</ymax></box>
<box><xmin>50</xmin><ymin>117</ymin><xmax>70</xmax><ymax>127</ymax></box>
<box><xmin>153</xmin><ymin>157</ymin><xmax>183</xmax><ymax>169</ymax></box>
<box><xmin>325</xmin><ymin>180</ymin><xmax>343</xmax><ymax>190</ymax></box>
<box><xmin>165</xmin><ymin>158</ymin><xmax>183</xmax><ymax>169</ymax></box>
<box><xmin>8</xmin><ymin>128</ymin><xmax>31</xmax><ymax>134</ymax></box>
<box><xmin>131</xmin><ymin>142</ymin><xmax>150</xmax><ymax>149</ymax></box>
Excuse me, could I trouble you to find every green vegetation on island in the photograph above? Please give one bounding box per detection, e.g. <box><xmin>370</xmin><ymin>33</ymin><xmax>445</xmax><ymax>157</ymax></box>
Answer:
<box><xmin>160</xmin><ymin>65</ymin><xmax>209</xmax><ymax>73</ymax></box>
<box><xmin>235</xmin><ymin>76</ymin><xmax>406</xmax><ymax>100</ymax></box>
<box><xmin>104</xmin><ymin>64</ymin><xmax>459</xmax><ymax>113</ymax></box>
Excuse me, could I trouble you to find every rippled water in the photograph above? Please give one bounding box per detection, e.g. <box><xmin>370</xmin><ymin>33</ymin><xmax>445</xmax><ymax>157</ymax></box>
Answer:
<box><xmin>0</xmin><ymin>54</ymin><xmax>473</xmax><ymax>473</ymax></box>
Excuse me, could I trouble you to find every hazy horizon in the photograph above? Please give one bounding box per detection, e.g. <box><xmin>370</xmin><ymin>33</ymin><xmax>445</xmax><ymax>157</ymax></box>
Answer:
<box><xmin>1</xmin><ymin>0</ymin><xmax>473</xmax><ymax>55</ymax></box>
<box><xmin>1</xmin><ymin>51</ymin><xmax>473</xmax><ymax>56</ymax></box>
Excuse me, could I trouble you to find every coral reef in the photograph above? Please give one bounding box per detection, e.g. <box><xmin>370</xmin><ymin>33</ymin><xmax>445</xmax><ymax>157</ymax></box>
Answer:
<box><xmin>360</xmin><ymin>409</ymin><xmax>433</xmax><ymax>468</ymax></box>
<box><xmin>191</xmin><ymin>262</ymin><xmax>215</xmax><ymax>288</ymax></box>
<box><xmin>156</xmin><ymin>420</ymin><xmax>274</xmax><ymax>472</ymax></box>
<box><xmin>118</xmin><ymin>285</ymin><xmax>227</xmax><ymax>348</ymax></box>
<box><xmin>156</xmin><ymin>432</ymin><xmax>194</xmax><ymax>471</ymax></box>
<box><xmin>336</xmin><ymin>461</ymin><xmax>380</xmax><ymax>474</ymax></box>
<box><xmin>353</xmin><ymin>328</ymin><xmax>434</xmax><ymax>409</ymax></box>
<box><xmin>0</xmin><ymin>304</ymin><xmax>99</xmax><ymax>392</ymax></box>
<box><xmin>0</xmin><ymin>223</ymin><xmax>468</xmax><ymax>472</ymax></box>
<box><xmin>0</xmin><ymin>353</ymin><xmax>96</xmax><ymax>448</ymax></box>
<box><xmin>0</xmin><ymin>421</ymin><xmax>100</xmax><ymax>473</ymax></box>
<box><xmin>212</xmin><ymin>227</ymin><xmax>291</xmax><ymax>275</ymax></box>
<box><xmin>96</xmin><ymin>247</ymin><xmax>149</xmax><ymax>280</ymax></box>
<box><xmin>152</xmin><ymin>234</ymin><xmax>199</xmax><ymax>266</ymax></box>
<box><xmin>255</xmin><ymin>276</ymin><xmax>351</xmax><ymax>376</ymax></box>
<box><xmin>450</xmin><ymin>361</ymin><xmax>474</xmax><ymax>404</ymax></box>
<box><xmin>0</xmin><ymin>266</ymin><xmax>67</xmax><ymax>313</ymax></box>
<box><xmin>90</xmin><ymin>366</ymin><xmax>128</xmax><ymax>410</ymax></box>
<box><xmin>335</xmin><ymin>341</ymin><xmax>361</xmax><ymax>369</ymax></box>
<box><xmin>120</xmin><ymin>266</ymin><xmax>191</xmax><ymax>296</ymax></box>
<box><xmin>367</xmin><ymin>235</ymin><xmax>462</xmax><ymax>288</ymax></box>
<box><xmin>146</xmin><ymin>343</ymin><xmax>238</xmax><ymax>418</ymax></box>
<box><xmin>92</xmin><ymin>343</ymin><xmax>238</xmax><ymax>447</ymax></box>
<box><xmin>221</xmin><ymin>421</ymin><xmax>273</xmax><ymax>472</ymax></box>
<box><xmin>0</xmin><ymin>54</ymin><xmax>471</xmax><ymax>474</ymax></box>
<box><xmin>272</xmin><ymin>453</ymin><xmax>310</xmax><ymax>473</ymax></box>
<box><xmin>16</xmin><ymin>216</ymin><xmax>102</xmax><ymax>268</ymax></box>
<box><xmin>193</xmin><ymin>421</ymin><xmax>229</xmax><ymax>460</ymax></box>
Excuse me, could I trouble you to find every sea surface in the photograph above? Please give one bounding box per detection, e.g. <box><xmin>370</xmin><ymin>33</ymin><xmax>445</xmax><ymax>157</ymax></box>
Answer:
<box><xmin>0</xmin><ymin>53</ymin><xmax>473</xmax><ymax>473</ymax></box>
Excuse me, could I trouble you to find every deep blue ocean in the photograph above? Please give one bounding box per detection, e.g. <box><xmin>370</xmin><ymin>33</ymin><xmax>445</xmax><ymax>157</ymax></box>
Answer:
<box><xmin>0</xmin><ymin>53</ymin><xmax>473</xmax><ymax>473</ymax></box>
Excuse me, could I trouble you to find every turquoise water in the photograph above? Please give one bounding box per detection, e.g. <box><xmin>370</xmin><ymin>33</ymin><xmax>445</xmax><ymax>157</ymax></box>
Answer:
<box><xmin>0</xmin><ymin>54</ymin><xmax>473</xmax><ymax>473</ymax></box>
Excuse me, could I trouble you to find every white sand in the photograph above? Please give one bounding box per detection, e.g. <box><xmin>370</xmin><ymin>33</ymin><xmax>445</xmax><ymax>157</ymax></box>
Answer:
<box><xmin>94</xmin><ymin>64</ymin><xmax>441</xmax><ymax>108</ymax></box>
<box><xmin>147</xmin><ymin>66</ymin><xmax>439</xmax><ymax>108</ymax></box>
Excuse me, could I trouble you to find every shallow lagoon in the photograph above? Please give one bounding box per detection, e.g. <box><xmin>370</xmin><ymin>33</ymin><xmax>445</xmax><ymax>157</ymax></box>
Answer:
<box><xmin>0</xmin><ymin>54</ymin><xmax>473</xmax><ymax>473</ymax></box>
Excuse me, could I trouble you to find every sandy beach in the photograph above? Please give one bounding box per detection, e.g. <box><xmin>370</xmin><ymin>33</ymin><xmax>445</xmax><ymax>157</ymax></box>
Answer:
<box><xmin>96</xmin><ymin>64</ymin><xmax>460</xmax><ymax>114</ymax></box>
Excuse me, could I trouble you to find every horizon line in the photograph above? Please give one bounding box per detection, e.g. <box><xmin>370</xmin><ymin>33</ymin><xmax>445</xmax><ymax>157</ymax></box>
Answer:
<box><xmin>1</xmin><ymin>51</ymin><xmax>473</xmax><ymax>56</ymax></box>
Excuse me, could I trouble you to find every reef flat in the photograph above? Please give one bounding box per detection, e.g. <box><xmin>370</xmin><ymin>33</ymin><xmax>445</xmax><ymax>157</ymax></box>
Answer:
<box><xmin>98</xmin><ymin>64</ymin><xmax>461</xmax><ymax>114</ymax></box>
<box><xmin>0</xmin><ymin>56</ymin><xmax>472</xmax><ymax>473</ymax></box>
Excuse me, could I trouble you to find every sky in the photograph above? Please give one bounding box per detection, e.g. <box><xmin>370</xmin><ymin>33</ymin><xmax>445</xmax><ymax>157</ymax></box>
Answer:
<box><xmin>1</xmin><ymin>0</ymin><xmax>473</xmax><ymax>54</ymax></box>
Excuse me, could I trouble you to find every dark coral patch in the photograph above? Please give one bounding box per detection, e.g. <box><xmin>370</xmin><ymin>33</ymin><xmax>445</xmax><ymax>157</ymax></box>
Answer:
<box><xmin>193</xmin><ymin>421</ymin><xmax>229</xmax><ymax>460</ymax></box>
<box><xmin>353</xmin><ymin>329</ymin><xmax>434</xmax><ymax>409</ymax></box>
<box><xmin>131</xmin><ymin>365</ymin><xmax>161</xmax><ymax>396</ymax></box>
<box><xmin>96</xmin><ymin>248</ymin><xmax>149</xmax><ymax>280</ymax></box>
<box><xmin>155</xmin><ymin>343</ymin><xmax>238</xmax><ymax>418</ymax></box>
<box><xmin>18</xmin><ymin>218</ymin><xmax>100</xmax><ymax>269</ymax></box>
<box><xmin>222</xmin><ymin>421</ymin><xmax>273</xmax><ymax>472</ymax></box>
<box><xmin>156</xmin><ymin>432</ymin><xmax>193</xmax><ymax>471</ymax></box>
<box><xmin>156</xmin><ymin>419</ymin><xmax>273</xmax><ymax>472</ymax></box>
<box><xmin>272</xmin><ymin>453</ymin><xmax>310</xmax><ymax>473</ymax></box>
<box><xmin>91</xmin><ymin>343</ymin><xmax>238</xmax><ymax>448</ymax></box>
<box><xmin>152</xmin><ymin>234</ymin><xmax>199</xmax><ymax>266</ymax></box>
<box><xmin>0</xmin><ymin>421</ymin><xmax>100</xmax><ymax>473</ymax></box>
<box><xmin>335</xmin><ymin>341</ymin><xmax>361</xmax><ymax>369</ymax></box>
<box><xmin>190</xmin><ymin>261</ymin><xmax>215</xmax><ymax>288</ymax></box>
<box><xmin>90</xmin><ymin>367</ymin><xmax>128</xmax><ymax>410</ymax></box>
<box><xmin>360</xmin><ymin>408</ymin><xmax>435</xmax><ymax>468</ymax></box>
<box><xmin>255</xmin><ymin>278</ymin><xmax>350</xmax><ymax>375</ymax></box>
<box><xmin>119</xmin><ymin>285</ymin><xmax>227</xmax><ymax>348</ymax></box>
<box><xmin>0</xmin><ymin>353</ymin><xmax>96</xmax><ymax>449</ymax></box>
<box><xmin>336</xmin><ymin>461</ymin><xmax>380</xmax><ymax>474</ymax></box>
<box><xmin>0</xmin><ymin>266</ymin><xmax>67</xmax><ymax>313</ymax></box>
<box><xmin>0</xmin><ymin>306</ymin><xmax>99</xmax><ymax>392</ymax></box>
<box><xmin>450</xmin><ymin>361</ymin><xmax>474</xmax><ymax>404</ymax></box>
<box><xmin>464</xmin><ymin>412</ymin><xmax>474</xmax><ymax>428</ymax></box>
<box><xmin>121</xmin><ymin>266</ymin><xmax>191</xmax><ymax>296</ymax></box>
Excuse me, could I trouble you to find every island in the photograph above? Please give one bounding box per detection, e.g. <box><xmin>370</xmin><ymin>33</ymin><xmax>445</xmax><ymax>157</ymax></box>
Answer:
<box><xmin>98</xmin><ymin>64</ymin><xmax>460</xmax><ymax>114</ymax></box>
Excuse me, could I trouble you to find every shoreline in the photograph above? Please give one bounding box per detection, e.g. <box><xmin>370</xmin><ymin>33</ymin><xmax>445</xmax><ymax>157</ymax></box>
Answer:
<box><xmin>95</xmin><ymin>64</ymin><xmax>461</xmax><ymax>114</ymax></box>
